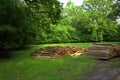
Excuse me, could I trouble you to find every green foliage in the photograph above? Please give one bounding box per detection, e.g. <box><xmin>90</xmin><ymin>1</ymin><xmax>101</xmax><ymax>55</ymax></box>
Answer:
<box><xmin>0</xmin><ymin>0</ymin><xmax>120</xmax><ymax>55</ymax></box>
<box><xmin>0</xmin><ymin>0</ymin><xmax>37</xmax><ymax>51</ymax></box>
<box><xmin>0</xmin><ymin>0</ymin><xmax>62</xmax><ymax>53</ymax></box>
<box><xmin>108</xmin><ymin>0</ymin><xmax>120</xmax><ymax>20</ymax></box>
<box><xmin>25</xmin><ymin>0</ymin><xmax>62</xmax><ymax>24</ymax></box>
<box><xmin>81</xmin><ymin>0</ymin><xmax>117</xmax><ymax>42</ymax></box>
<box><xmin>50</xmin><ymin>24</ymin><xmax>78</xmax><ymax>43</ymax></box>
<box><xmin>65</xmin><ymin>0</ymin><xmax>118</xmax><ymax>42</ymax></box>
<box><xmin>0</xmin><ymin>25</ymin><xmax>22</xmax><ymax>49</ymax></box>
<box><xmin>116</xmin><ymin>25</ymin><xmax>120</xmax><ymax>41</ymax></box>
<box><xmin>24</xmin><ymin>0</ymin><xmax>63</xmax><ymax>44</ymax></box>
<box><xmin>36</xmin><ymin>24</ymin><xmax>78</xmax><ymax>43</ymax></box>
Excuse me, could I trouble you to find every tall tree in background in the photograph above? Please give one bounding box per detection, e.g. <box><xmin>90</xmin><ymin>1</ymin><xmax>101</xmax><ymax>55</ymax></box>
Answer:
<box><xmin>62</xmin><ymin>0</ymin><xmax>118</xmax><ymax>42</ymax></box>
<box><xmin>108</xmin><ymin>0</ymin><xmax>120</xmax><ymax>20</ymax></box>
<box><xmin>0</xmin><ymin>0</ymin><xmax>36</xmax><ymax>50</ymax></box>
<box><xmin>109</xmin><ymin>0</ymin><xmax>120</xmax><ymax>41</ymax></box>
<box><xmin>81</xmin><ymin>0</ymin><xmax>117</xmax><ymax>42</ymax></box>
<box><xmin>0</xmin><ymin>0</ymin><xmax>62</xmax><ymax>57</ymax></box>
<box><xmin>24</xmin><ymin>0</ymin><xmax>62</xmax><ymax>43</ymax></box>
<box><xmin>25</xmin><ymin>0</ymin><xmax>62</xmax><ymax>24</ymax></box>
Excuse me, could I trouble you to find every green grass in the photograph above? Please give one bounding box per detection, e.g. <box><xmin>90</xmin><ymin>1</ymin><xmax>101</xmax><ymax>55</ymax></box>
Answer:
<box><xmin>0</xmin><ymin>43</ymin><xmax>97</xmax><ymax>80</ymax></box>
<box><xmin>31</xmin><ymin>42</ymin><xmax>91</xmax><ymax>49</ymax></box>
<box><xmin>0</xmin><ymin>42</ymin><xmax>119</xmax><ymax>80</ymax></box>
<box><xmin>105</xmin><ymin>57</ymin><xmax>120</xmax><ymax>68</ymax></box>
<box><xmin>0</xmin><ymin>56</ymin><xmax>96</xmax><ymax>80</ymax></box>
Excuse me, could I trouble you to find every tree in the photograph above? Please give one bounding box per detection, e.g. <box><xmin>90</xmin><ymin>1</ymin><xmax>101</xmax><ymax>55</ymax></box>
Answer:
<box><xmin>61</xmin><ymin>0</ymin><xmax>118</xmax><ymax>42</ymax></box>
<box><xmin>79</xmin><ymin>0</ymin><xmax>117</xmax><ymax>42</ymax></box>
<box><xmin>109</xmin><ymin>0</ymin><xmax>120</xmax><ymax>41</ymax></box>
<box><xmin>0</xmin><ymin>0</ymin><xmax>62</xmax><ymax>57</ymax></box>
<box><xmin>24</xmin><ymin>0</ymin><xmax>62</xmax><ymax>24</ymax></box>
<box><xmin>24</xmin><ymin>0</ymin><xmax>62</xmax><ymax>44</ymax></box>
<box><xmin>108</xmin><ymin>0</ymin><xmax>120</xmax><ymax>20</ymax></box>
<box><xmin>0</xmin><ymin>0</ymin><xmax>36</xmax><ymax>50</ymax></box>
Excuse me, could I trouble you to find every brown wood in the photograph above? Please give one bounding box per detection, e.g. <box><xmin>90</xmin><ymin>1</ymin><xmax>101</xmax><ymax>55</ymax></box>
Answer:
<box><xmin>84</xmin><ymin>44</ymin><xmax>120</xmax><ymax>59</ymax></box>
<box><xmin>31</xmin><ymin>46</ymin><xmax>83</xmax><ymax>58</ymax></box>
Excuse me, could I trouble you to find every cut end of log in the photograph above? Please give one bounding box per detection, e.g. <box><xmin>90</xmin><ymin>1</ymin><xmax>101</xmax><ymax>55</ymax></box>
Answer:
<box><xmin>31</xmin><ymin>46</ymin><xmax>83</xmax><ymax>58</ymax></box>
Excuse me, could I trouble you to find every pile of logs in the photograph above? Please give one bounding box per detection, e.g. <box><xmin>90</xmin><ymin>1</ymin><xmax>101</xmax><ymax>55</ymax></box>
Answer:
<box><xmin>83</xmin><ymin>44</ymin><xmax>120</xmax><ymax>59</ymax></box>
<box><xmin>31</xmin><ymin>46</ymin><xmax>83</xmax><ymax>58</ymax></box>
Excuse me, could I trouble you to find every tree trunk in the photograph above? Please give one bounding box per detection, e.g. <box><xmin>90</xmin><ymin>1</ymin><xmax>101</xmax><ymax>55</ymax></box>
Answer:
<box><xmin>100</xmin><ymin>30</ymin><xmax>104</xmax><ymax>42</ymax></box>
<box><xmin>84</xmin><ymin>44</ymin><xmax>120</xmax><ymax>59</ymax></box>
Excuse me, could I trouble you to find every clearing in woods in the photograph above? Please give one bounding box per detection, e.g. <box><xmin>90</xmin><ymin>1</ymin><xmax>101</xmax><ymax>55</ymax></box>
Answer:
<box><xmin>31</xmin><ymin>43</ymin><xmax>120</xmax><ymax>80</ymax></box>
<box><xmin>0</xmin><ymin>43</ymin><xmax>120</xmax><ymax>80</ymax></box>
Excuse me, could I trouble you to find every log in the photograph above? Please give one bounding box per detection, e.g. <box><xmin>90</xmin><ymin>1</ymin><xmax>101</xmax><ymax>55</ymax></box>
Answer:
<box><xmin>31</xmin><ymin>46</ymin><xmax>83</xmax><ymax>58</ymax></box>
<box><xmin>84</xmin><ymin>50</ymin><xmax>110</xmax><ymax>56</ymax></box>
<box><xmin>83</xmin><ymin>44</ymin><xmax>120</xmax><ymax>59</ymax></box>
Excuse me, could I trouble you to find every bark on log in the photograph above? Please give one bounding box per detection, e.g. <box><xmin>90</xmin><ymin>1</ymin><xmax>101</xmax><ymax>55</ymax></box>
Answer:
<box><xmin>84</xmin><ymin>44</ymin><xmax>120</xmax><ymax>59</ymax></box>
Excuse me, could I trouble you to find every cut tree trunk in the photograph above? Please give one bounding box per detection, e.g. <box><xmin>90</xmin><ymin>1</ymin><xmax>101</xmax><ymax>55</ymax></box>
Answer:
<box><xmin>31</xmin><ymin>46</ymin><xmax>83</xmax><ymax>58</ymax></box>
<box><xmin>83</xmin><ymin>44</ymin><xmax>120</xmax><ymax>59</ymax></box>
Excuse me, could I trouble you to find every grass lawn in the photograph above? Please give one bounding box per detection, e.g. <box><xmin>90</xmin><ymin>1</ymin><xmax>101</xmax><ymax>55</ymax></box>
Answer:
<box><xmin>105</xmin><ymin>57</ymin><xmax>120</xmax><ymax>68</ymax></box>
<box><xmin>0</xmin><ymin>42</ymin><xmax>119</xmax><ymax>80</ymax></box>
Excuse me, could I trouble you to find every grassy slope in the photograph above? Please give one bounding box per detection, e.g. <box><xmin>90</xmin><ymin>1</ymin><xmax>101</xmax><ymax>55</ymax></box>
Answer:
<box><xmin>0</xmin><ymin>42</ymin><xmax>119</xmax><ymax>80</ymax></box>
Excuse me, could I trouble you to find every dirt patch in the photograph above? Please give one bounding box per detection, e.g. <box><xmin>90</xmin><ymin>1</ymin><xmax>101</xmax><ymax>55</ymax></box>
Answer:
<box><xmin>31</xmin><ymin>46</ymin><xmax>83</xmax><ymax>58</ymax></box>
<box><xmin>74</xmin><ymin>58</ymin><xmax>120</xmax><ymax>80</ymax></box>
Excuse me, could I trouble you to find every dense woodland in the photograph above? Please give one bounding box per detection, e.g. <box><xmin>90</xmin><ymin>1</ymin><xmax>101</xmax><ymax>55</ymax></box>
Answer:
<box><xmin>0</xmin><ymin>0</ymin><xmax>120</xmax><ymax>52</ymax></box>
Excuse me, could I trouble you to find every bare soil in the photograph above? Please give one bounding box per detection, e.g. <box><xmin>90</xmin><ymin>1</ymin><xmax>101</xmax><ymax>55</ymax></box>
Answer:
<box><xmin>74</xmin><ymin>57</ymin><xmax>120</xmax><ymax>80</ymax></box>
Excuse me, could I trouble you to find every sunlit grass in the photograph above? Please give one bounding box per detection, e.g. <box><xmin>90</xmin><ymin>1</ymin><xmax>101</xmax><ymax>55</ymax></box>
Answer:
<box><xmin>0</xmin><ymin>42</ymin><xmax>119</xmax><ymax>80</ymax></box>
<box><xmin>0</xmin><ymin>43</ymin><xmax>96</xmax><ymax>80</ymax></box>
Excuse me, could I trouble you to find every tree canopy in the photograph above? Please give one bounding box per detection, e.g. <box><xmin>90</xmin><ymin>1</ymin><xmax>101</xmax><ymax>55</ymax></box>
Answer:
<box><xmin>0</xmin><ymin>0</ymin><xmax>62</xmax><ymax>51</ymax></box>
<box><xmin>0</xmin><ymin>0</ymin><xmax>120</xmax><ymax>57</ymax></box>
